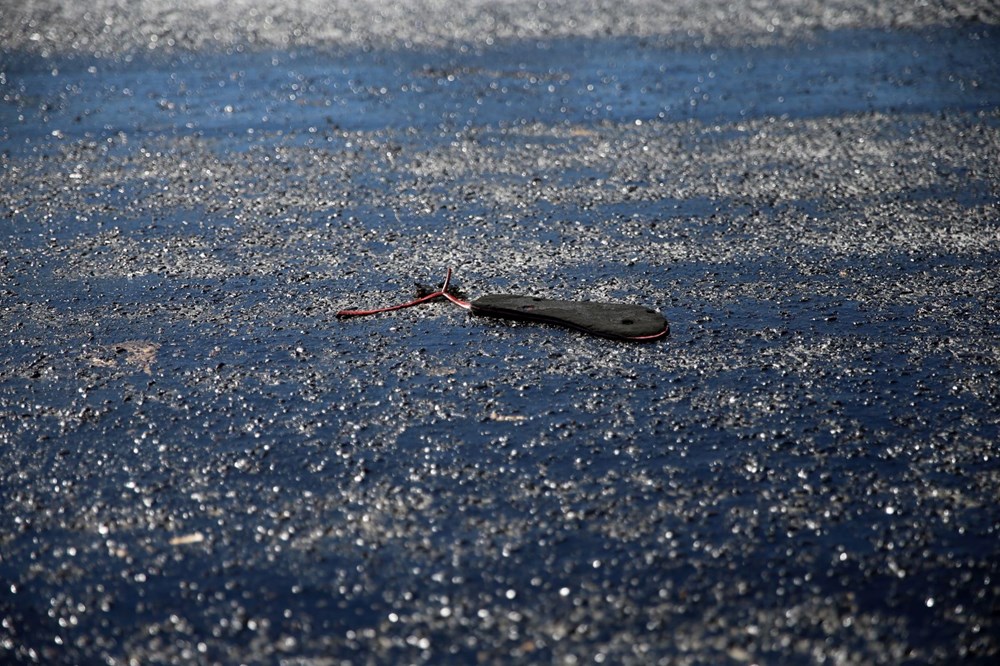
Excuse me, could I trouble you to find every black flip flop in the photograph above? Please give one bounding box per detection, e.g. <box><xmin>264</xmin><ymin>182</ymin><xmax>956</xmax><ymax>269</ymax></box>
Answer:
<box><xmin>338</xmin><ymin>268</ymin><xmax>668</xmax><ymax>342</ymax></box>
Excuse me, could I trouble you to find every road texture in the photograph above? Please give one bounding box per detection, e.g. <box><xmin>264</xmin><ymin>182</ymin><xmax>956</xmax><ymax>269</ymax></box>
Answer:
<box><xmin>2</xmin><ymin>1</ymin><xmax>999</xmax><ymax>664</ymax></box>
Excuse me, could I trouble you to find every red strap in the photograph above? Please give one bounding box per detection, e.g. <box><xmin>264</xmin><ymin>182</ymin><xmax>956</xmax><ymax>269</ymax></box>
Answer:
<box><xmin>336</xmin><ymin>268</ymin><xmax>470</xmax><ymax>317</ymax></box>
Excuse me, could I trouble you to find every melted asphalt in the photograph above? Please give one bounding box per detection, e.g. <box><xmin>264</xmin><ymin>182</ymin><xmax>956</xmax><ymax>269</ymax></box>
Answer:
<box><xmin>2</xmin><ymin>3</ymin><xmax>999</xmax><ymax>664</ymax></box>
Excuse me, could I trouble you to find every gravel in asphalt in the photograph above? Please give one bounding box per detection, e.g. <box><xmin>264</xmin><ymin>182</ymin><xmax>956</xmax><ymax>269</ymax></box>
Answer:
<box><xmin>2</xmin><ymin>2</ymin><xmax>999</xmax><ymax>664</ymax></box>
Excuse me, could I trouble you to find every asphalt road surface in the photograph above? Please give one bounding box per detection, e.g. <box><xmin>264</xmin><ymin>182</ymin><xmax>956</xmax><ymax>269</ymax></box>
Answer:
<box><xmin>2</xmin><ymin>2</ymin><xmax>999</xmax><ymax>664</ymax></box>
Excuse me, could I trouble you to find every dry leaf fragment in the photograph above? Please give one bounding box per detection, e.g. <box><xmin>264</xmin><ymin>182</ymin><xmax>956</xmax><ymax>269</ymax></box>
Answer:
<box><xmin>168</xmin><ymin>532</ymin><xmax>205</xmax><ymax>546</ymax></box>
<box><xmin>489</xmin><ymin>411</ymin><xmax>527</xmax><ymax>422</ymax></box>
<box><xmin>87</xmin><ymin>341</ymin><xmax>160</xmax><ymax>374</ymax></box>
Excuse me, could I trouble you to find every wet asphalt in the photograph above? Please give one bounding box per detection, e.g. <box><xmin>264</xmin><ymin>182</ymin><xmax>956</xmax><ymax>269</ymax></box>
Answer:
<box><xmin>2</xmin><ymin>2</ymin><xmax>999</xmax><ymax>664</ymax></box>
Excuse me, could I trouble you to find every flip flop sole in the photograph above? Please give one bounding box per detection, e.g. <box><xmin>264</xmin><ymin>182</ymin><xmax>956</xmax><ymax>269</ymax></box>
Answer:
<box><xmin>471</xmin><ymin>294</ymin><xmax>668</xmax><ymax>341</ymax></box>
